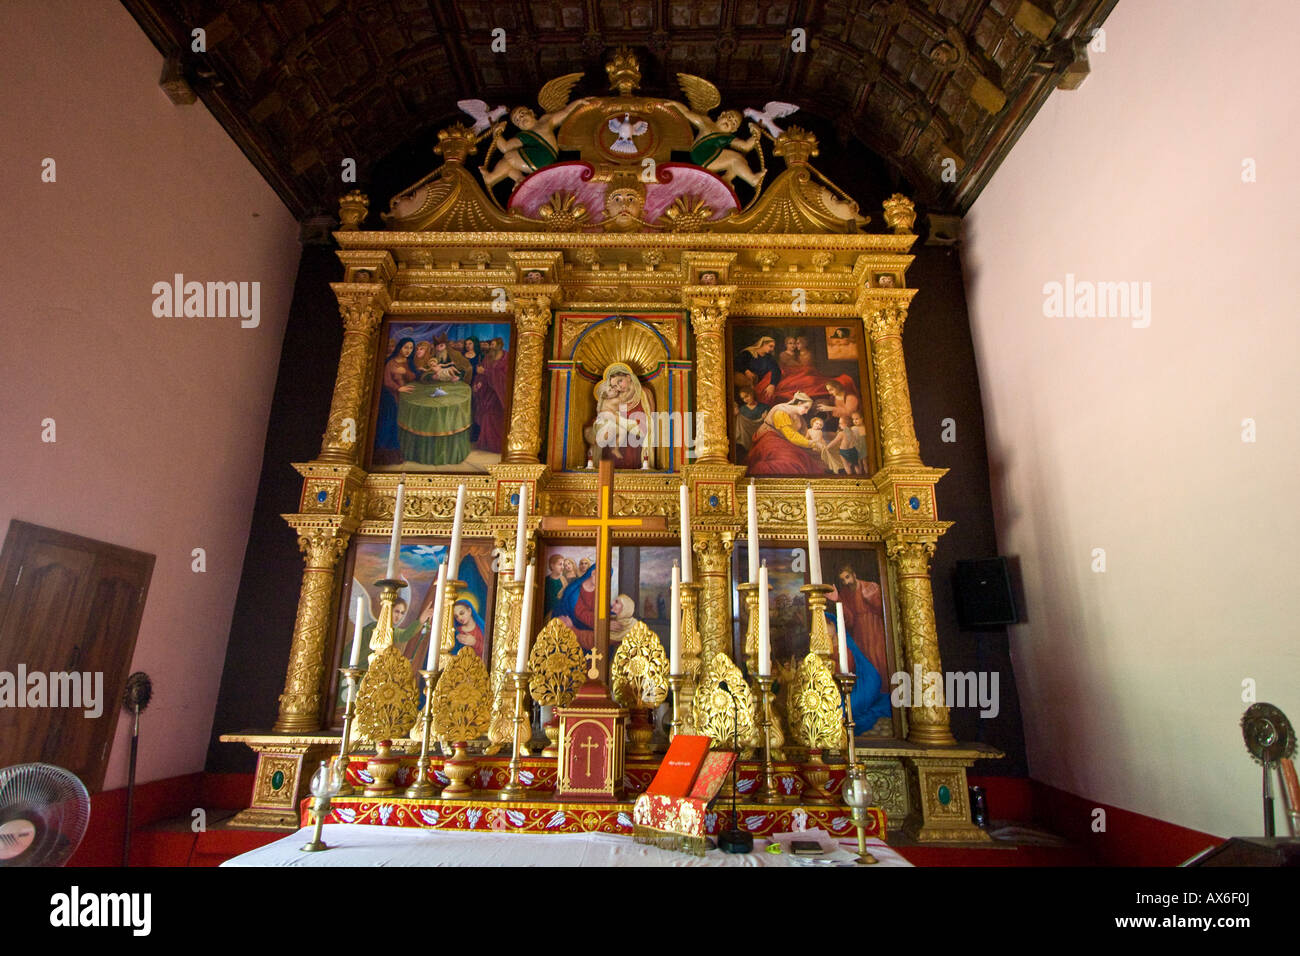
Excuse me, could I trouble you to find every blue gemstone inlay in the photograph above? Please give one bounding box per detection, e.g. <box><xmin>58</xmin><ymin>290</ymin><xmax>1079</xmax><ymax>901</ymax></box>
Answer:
<box><xmin>909</xmin><ymin>496</ymin><xmax>921</xmax><ymax>511</ymax></box>
<box><xmin>708</xmin><ymin>494</ymin><xmax>719</xmax><ymax>508</ymax></box>
<box><xmin>510</xmin><ymin>492</ymin><xmax>520</xmax><ymax>506</ymax></box>
<box><xmin>316</xmin><ymin>490</ymin><xmax>328</xmax><ymax>503</ymax></box>
<box><xmin>887</xmin><ymin>501</ymin><xmax>894</xmax><ymax>513</ymax></box>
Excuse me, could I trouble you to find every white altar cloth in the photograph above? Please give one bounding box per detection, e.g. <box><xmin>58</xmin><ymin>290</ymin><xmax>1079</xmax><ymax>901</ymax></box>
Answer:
<box><xmin>222</xmin><ymin>825</ymin><xmax>911</xmax><ymax>868</ymax></box>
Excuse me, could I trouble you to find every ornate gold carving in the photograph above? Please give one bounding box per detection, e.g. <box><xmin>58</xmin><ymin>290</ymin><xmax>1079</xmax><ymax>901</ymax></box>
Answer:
<box><xmin>354</xmin><ymin>645</ymin><xmax>420</xmax><ymax>743</ymax></box>
<box><xmin>252</xmin><ymin>756</ymin><xmax>299</xmax><ymax>807</ymax></box>
<box><xmin>527</xmin><ymin>618</ymin><xmax>586</xmax><ymax>707</ymax></box>
<box><xmin>684</xmin><ymin>286</ymin><xmax>732</xmax><ymax>463</ymax></box>
<box><xmin>487</xmin><ymin>578</ymin><xmax>526</xmax><ymax>752</ymax></box>
<box><xmin>610</xmin><ymin>620</ymin><xmax>669</xmax><ymax>709</ymax></box>
<box><xmin>319</xmin><ymin>286</ymin><xmax>388</xmax><ymax>464</ymax></box>
<box><xmin>887</xmin><ymin>538</ymin><xmax>955</xmax><ymax>745</ymax></box>
<box><xmin>692</xmin><ymin>531</ymin><xmax>734</xmax><ymax>664</ymax></box>
<box><xmin>882</xmin><ymin>194</ymin><xmax>917</xmax><ymax>235</ymax></box>
<box><xmin>273</xmin><ymin>524</ymin><xmax>353</xmax><ymax>734</ymax></box>
<box><xmin>787</xmin><ymin>652</ymin><xmax>844</xmax><ymax>750</ymax></box>
<box><xmin>866</xmin><ymin>304</ymin><xmax>923</xmax><ymax>467</ymax></box>
<box><xmin>338</xmin><ymin>190</ymin><xmax>369</xmax><ymax>230</ymax></box>
<box><xmin>431</xmin><ymin>649</ymin><xmax>491</xmax><ymax>745</ymax></box>
<box><xmin>503</xmin><ymin>293</ymin><xmax>553</xmax><ymax>463</ymax></box>
<box><xmin>692</xmin><ymin>653</ymin><xmax>759</xmax><ymax>751</ymax></box>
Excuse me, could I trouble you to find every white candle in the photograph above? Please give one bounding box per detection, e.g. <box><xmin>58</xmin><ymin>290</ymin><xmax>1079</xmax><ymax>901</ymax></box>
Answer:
<box><xmin>836</xmin><ymin>601</ymin><xmax>849</xmax><ymax>674</ymax></box>
<box><xmin>516</xmin><ymin>561</ymin><xmax>535</xmax><ymax>672</ymax></box>
<box><xmin>446</xmin><ymin>483</ymin><xmax>466</xmax><ymax>580</ymax></box>
<box><xmin>349</xmin><ymin>595</ymin><xmax>364</xmax><ymax>667</ymax></box>
<box><xmin>758</xmin><ymin>562</ymin><xmax>771</xmax><ymax>677</ymax></box>
<box><xmin>747</xmin><ymin>481</ymin><xmax>760</xmax><ymax>583</ymax></box>
<box><xmin>426</xmin><ymin>563</ymin><xmax>447</xmax><ymax>672</ymax></box>
<box><xmin>385</xmin><ymin>479</ymin><xmax>406</xmax><ymax>580</ymax></box>
<box><xmin>513</xmin><ymin>485</ymin><xmax>528</xmax><ymax>582</ymax></box>
<box><xmin>679</xmin><ymin>484</ymin><xmax>692</xmax><ymax>582</ymax></box>
<box><xmin>669</xmin><ymin>562</ymin><xmax>681</xmax><ymax>675</ymax></box>
<box><xmin>805</xmin><ymin>485</ymin><xmax>822</xmax><ymax>585</ymax></box>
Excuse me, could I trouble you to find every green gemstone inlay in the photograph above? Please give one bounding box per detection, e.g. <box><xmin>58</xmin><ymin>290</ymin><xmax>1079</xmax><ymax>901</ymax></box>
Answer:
<box><xmin>270</xmin><ymin>770</ymin><xmax>286</xmax><ymax>790</ymax></box>
<box><xmin>937</xmin><ymin>784</ymin><xmax>951</xmax><ymax>805</ymax></box>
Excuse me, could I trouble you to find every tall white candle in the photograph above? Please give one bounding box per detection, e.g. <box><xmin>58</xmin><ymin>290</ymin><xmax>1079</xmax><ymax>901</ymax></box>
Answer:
<box><xmin>426</xmin><ymin>563</ymin><xmax>447</xmax><ymax>672</ymax></box>
<box><xmin>679</xmin><ymin>484</ymin><xmax>692</xmax><ymax>582</ymax></box>
<box><xmin>446</xmin><ymin>483</ymin><xmax>466</xmax><ymax>580</ymax></box>
<box><xmin>747</xmin><ymin>481</ymin><xmax>760</xmax><ymax>583</ymax></box>
<box><xmin>349</xmin><ymin>595</ymin><xmax>364</xmax><ymax>668</ymax></box>
<box><xmin>669</xmin><ymin>562</ymin><xmax>681</xmax><ymax>675</ymax></box>
<box><xmin>836</xmin><ymin>601</ymin><xmax>849</xmax><ymax>674</ymax></box>
<box><xmin>513</xmin><ymin>485</ymin><xmax>528</xmax><ymax>583</ymax></box>
<box><xmin>758</xmin><ymin>562</ymin><xmax>771</xmax><ymax>677</ymax></box>
<box><xmin>516</xmin><ymin>561</ymin><xmax>535</xmax><ymax>672</ymax></box>
<box><xmin>805</xmin><ymin>484</ymin><xmax>822</xmax><ymax>585</ymax></box>
<box><xmin>385</xmin><ymin>479</ymin><xmax>406</xmax><ymax>579</ymax></box>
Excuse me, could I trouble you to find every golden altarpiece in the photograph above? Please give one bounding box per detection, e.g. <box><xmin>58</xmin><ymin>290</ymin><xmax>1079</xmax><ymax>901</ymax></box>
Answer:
<box><xmin>224</xmin><ymin>49</ymin><xmax>999</xmax><ymax>844</ymax></box>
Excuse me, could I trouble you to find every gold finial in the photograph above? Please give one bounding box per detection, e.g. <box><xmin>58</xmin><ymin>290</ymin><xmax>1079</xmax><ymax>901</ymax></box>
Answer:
<box><xmin>338</xmin><ymin>190</ymin><xmax>369</xmax><ymax>230</ymax></box>
<box><xmin>434</xmin><ymin>122</ymin><xmax>479</xmax><ymax>164</ymax></box>
<box><xmin>773</xmin><ymin>126</ymin><xmax>819</xmax><ymax>165</ymax></box>
<box><xmin>605</xmin><ymin>46</ymin><xmax>642</xmax><ymax>96</ymax></box>
<box><xmin>882</xmin><ymin>193</ymin><xmax>917</xmax><ymax>235</ymax></box>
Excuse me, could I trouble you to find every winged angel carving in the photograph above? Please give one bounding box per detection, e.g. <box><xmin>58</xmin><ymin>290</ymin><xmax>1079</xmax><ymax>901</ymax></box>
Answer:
<box><xmin>669</xmin><ymin>74</ymin><xmax>797</xmax><ymax>189</ymax></box>
<box><xmin>479</xmin><ymin>73</ymin><xmax>591</xmax><ymax>188</ymax></box>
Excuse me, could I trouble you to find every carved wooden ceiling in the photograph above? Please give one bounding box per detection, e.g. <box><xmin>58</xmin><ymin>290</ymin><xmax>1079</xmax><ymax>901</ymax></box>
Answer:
<box><xmin>121</xmin><ymin>0</ymin><xmax>1115</xmax><ymax>221</ymax></box>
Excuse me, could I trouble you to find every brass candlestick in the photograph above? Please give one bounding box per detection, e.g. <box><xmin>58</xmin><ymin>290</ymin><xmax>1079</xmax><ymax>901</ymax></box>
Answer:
<box><xmin>738</xmin><ymin>582</ymin><xmax>761</xmax><ymax>675</ymax></box>
<box><xmin>334</xmin><ymin>664</ymin><xmax>363</xmax><ymax>796</ymax></box>
<box><xmin>834</xmin><ymin>671</ymin><xmax>858</xmax><ymax>766</ymax></box>
<box><xmin>368</xmin><ymin>577</ymin><xmax>409</xmax><ymax>661</ymax></box>
<box><xmin>842</xmin><ymin>764</ymin><xmax>878</xmax><ymax>865</ymax></box>
<box><xmin>436</xmin><ymin>579</ymin><xmax>467</xmax><ymax>668</ymax></box>
<box><xmin>301</xmin><ymin>760</ymin><xmax>341</xmax><ymax>853</ymax></box>
<box><xmin>405</xmin><ymin>668</ymin><xmax>442</xmax><ymax>798</ymax></box>
<box><xmin>676</xmin><ymin>581</ymin><xmax>703</xmax><ymax>733</ymax></box>
<box><xmin>498</xmin><ymin>670</ymin><xmax>533</xmax><ymax>801</ymax></box>
<box><xmin>799</xmin><ymin>583</ymin><xmax>835</xmax><ymax>662</ymax></box>
<box><xmin>755</xmin><ymin>675</ymin><xmax>784</xmax><ymax>804</ymax></box>
<box><xmin>668</xmin><ymin>673</ymin><xmax>685</xmax><ymax>740</ymax></box>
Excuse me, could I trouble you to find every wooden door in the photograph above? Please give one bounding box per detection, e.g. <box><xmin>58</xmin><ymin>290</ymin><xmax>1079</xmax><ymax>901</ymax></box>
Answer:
<box><xmin>0</xmin><ymin>521</ymin><xmax>154</xmax><ymax>791</ymax></box>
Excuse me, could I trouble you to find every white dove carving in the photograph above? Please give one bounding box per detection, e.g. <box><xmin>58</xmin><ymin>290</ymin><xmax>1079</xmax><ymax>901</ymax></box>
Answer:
<box><xmin>743</xmin><ymin>101</ymin><xmax>800</xmax><ymax>138</ymax></box>
<box><xmin>607</xmin><ymin>113</ymin><xmax>649</xmax><ymax>153</ymax></box>
<box><xmin>457</xmin><ymin>98</ymin><xmax>508</xmax><ymax>134</ymax></box>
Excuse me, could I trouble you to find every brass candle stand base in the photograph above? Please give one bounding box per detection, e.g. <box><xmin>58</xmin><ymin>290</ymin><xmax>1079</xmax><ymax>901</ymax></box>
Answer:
<box><xmin>364</xmin><ymin>739</ymin><xmax>402</xmax><ymax>797</ymax></box>
<box><xmin>301</xmin><ymin>794</ymin><xmax>332</xmax><ymax>852</ymax></box>
<box><xmin>405</xmin><ymin>668</ymin><xmax>443</xmax><ymax>798</ymax></box>
<box><xmin>541</xmin><ymin>718</ymin><xmax>561</xmax><ymax>758</ymax></box>
<box><xmin>668</xmin><ymin>674</ymin><xmax>685</xmax><ymax>740</ymax></box>
<box><xmin>799</xmin><ymin>583</ymin><xmax>835</xmax><ymax>662</ymax></box>
<box><xmin>498</xmin><ymin>671</ymin><xmax>536</xmax><ymax>801</ymax></box>
<box><xmin>334</xmin><ymin>665</ymin><xmax>363</xmax><ymax>796</ymax></box>
<box><xmin>754</xmin><ymin>675</ymin><xmax>788</xmax><ymax>804</ymax></box>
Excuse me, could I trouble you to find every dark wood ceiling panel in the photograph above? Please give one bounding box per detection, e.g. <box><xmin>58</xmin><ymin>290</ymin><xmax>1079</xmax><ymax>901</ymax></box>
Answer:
<box><xmin>119</xmin><ymin>0</ymin><xmax>1116</xmax><ymax>218</ymax></box>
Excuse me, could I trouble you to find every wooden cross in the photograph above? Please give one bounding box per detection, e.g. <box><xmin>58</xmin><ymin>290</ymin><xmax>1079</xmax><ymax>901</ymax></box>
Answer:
<box><xmin>541</xmin><ymin>452</ymin><xmax>666</xmax><ymax>682</ymax></box>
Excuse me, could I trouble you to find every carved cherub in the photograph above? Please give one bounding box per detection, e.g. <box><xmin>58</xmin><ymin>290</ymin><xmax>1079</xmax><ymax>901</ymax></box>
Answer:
<box><xmin>670</xmin><ymin>73</ymin><xmax>766</xmax><ymax>188</ymax></box>
<box><xmin>480</xmin><ymin>73</ymin><xmax>591</xmax><ymax>188</ymax></box>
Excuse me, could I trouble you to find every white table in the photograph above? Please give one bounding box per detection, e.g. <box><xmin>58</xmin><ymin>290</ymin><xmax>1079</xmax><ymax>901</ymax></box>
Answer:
<box><xmin>222</xmin><ymin>825</ymin><xmax>911</xmax><ymax>868</ymax></box>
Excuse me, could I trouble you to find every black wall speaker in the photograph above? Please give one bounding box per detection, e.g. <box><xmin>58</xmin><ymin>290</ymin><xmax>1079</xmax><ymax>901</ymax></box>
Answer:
<box><xmin>953</xmin><ymin>558</ymin><xmax>1017</xmax><ymax>628</ymax></box>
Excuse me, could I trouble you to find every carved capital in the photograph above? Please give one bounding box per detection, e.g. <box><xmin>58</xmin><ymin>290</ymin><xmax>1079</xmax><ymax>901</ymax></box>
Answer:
<box><xmin>296</xmin><ymin>526</ymin><xmax>352</xmax><ymax>569</ymax></box>
<box><xmin>510</xmin><ymin>294</ymin><xmax>553</xmax><ymax>334</ymax></box>
<box><xmin>886</xmin><ymin>537</ymin><xmax>936</xmax><ymax>575</ymax></box>
<box><xmin>866</xmin><ymin>304</ymin><xmax>908</xmax><ymax>339</ymax></box>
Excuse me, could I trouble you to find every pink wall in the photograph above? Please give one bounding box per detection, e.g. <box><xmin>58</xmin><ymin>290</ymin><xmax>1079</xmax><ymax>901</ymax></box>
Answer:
<box><xmin>963</xmin><ymin>1</ymin><xmax>1300</xmax><ymax>836</ymax></box>
<box><xmin>0</xmin><ymin>2</ymin><xmax>300</xmax><ymax>789</ymax></box>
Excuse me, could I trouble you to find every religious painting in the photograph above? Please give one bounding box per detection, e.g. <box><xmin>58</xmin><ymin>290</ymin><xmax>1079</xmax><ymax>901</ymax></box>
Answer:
<box><xmin>728</xmin><ymin>319</ymin><xmax>876</xmax><ymax>477</ymax></box>
<box><xmin>733</xmin><ymin>543</ymin><xmax>896</xmax><ymax>735</ymax></box>
<box><xmin>540</xmin><ymin>543</ymin><xmax>619</xmax><ymax>651</ymax></box>
<box><xmin>330</xmin><ymin>536</ymin><xmax>497</xmax><ymax>722</ymax></box>
<box><xmin>368</xmin><ymin>319</ymin><xmax>513</xmax><ymax>473</ymax></box>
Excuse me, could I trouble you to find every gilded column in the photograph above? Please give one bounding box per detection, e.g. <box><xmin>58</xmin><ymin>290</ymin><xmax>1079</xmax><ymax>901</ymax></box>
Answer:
<box><xmin>693</xmin><ymin>531</ymin><xmax>735</xmax><ymax>664</ymax></box>
<box><xmin>318</xmin><ymin>285</ymin><xmax>390</xmax><ymax>464</ymax></box>
<box><xmin>684</xmin><ymin>287</ymin><xmax>734</xmax><ymax>465</ymax></box>
<box><xmin>274</xmin><ymin>524</ymin><xmax>353</xmax><ymax>733</ymax></box>
<box><xmin>886</xmin><ymin>537</ymin><xmax>955</xmax><ymax>746</ymax></box>
<box><xmin>502</xmin><ymin>293</ymin><xmax>553</xmax><ymax>463</ymax></box>
<box><xmin>865</xmin><ymin>302</ymin><xmax>923</xmax><ymax>468</ymax></box>
<box><xmin>486</xmin><ymin>530</ymin><xmax>533</xmax><ymax>751</ymax></box>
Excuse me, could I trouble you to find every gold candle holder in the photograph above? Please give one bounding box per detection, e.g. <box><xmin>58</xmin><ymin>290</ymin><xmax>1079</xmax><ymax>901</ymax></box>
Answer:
<box><xmin>799</xmin><ymin>583</ymin><xmax>835</xmax><ymax>662</ymax></box>
<box><xmin>834</xmin><ymin>672</ymin><xmax>858</xmax><ymax>767</ymax></box>
<box><xmin>737</xmin><ymin>581</ymin><xmax>761</xmax><ymax>675</ymax></box>
<box><xmin>334</xmin><ymin>664</ymin><xmax>363</xmax><ymax>796</ymax></box>
<box><xmin>488</xmin><ymin>579</ymin><xmax>529</xmax><ymax>755</ymax></box>
<box><xmin>668</xmin><ymin>674</ymin><xmax>685</xmax><ymax>740</ymax></box>
<box><xmin>368</xmin><ymin>577</ymin><xmax>409</xmax><ymax>660</ymax></box>
<box><xmin>405</xmin><ymin>668</ymin><xmax>442</xmax><ymax>798</ymax></box>
<box><xmin>676</xmin><ymin>581</ymin><xmax>703</xmax><ymax>731</ymax></box>
<box><xmin>754</xmin><ymin>675</ymin><xmax>785</xmax><ymax>804</ymax></box>
<box><xmin>440</xmin><ymin>742</ymin><xmax>476</xmax><ymax>798</ymax></box>
<box><xmin>437</xmin><ymin>579</ymin><xmax>467</xmax><ymax>668</ymax></box>
<box><xmin>498</xmin><ymin>670</ymin><xmax>534</xmax><ymax>801</ymax></box>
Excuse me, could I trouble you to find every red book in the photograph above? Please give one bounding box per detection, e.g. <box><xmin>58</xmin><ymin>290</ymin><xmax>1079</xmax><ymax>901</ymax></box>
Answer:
<box><xmin>688</xmin><ymin>751</ymin><xmax>736</xmax><ymax>801</ymax></box>
<box><xmin>647</xmin><ymin>735</ymin><xmax>711</xmax><ymax>797</ymax></box>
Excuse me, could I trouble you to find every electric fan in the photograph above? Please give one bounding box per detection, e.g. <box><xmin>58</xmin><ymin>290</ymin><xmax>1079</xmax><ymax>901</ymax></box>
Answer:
<box><xmin>0</xmin><ymin>763</ymin><xmax>91</xmax><ymax>866</ymax></box>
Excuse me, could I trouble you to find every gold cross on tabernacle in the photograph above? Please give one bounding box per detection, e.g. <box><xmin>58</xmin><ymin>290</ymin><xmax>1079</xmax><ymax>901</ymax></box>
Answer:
<box><xmin>579</xmin><ymin>736</ymin><xmax>601</xmax><ymax>777</ymax></box>
<box><xmin>585</xmin><ymin>647</ymin><xmax>602</xmax><ymax>680</ymax></box>
<box><xmin>541</xmin><ymin>453</ymin><xmax>666</xmax><ymax>681</ymax></box>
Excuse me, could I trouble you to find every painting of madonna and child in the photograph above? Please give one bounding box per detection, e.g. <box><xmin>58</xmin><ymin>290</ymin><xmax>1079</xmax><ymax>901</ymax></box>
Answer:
<box><xmin>734</xmin><ymin>544</ymin><xmax>896</xmax><ymax>736</ymax></box>
<box><xmin>730</xmin><ymin>322</ymin><xmax>875</xmax><ymax>477</ymax></box>
<box><xmin>369</xmin><ymin>320</ymin><xmax>512</xmax><ymax>473</ymax></box>
<box><xmin>540</xmin><ymin>544</ymin><xmax>678</xmax><ymax>658</ymax></box>
<box><xmin>331</xmin><ymin>537</ymin><xmax>497</xmax><ymax>720</ymax></box>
